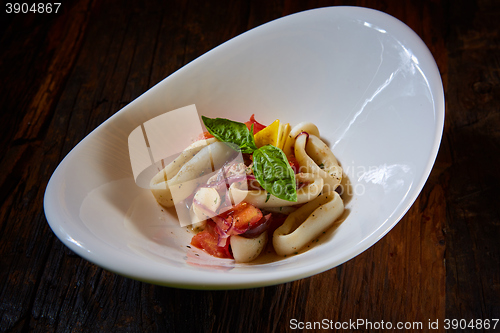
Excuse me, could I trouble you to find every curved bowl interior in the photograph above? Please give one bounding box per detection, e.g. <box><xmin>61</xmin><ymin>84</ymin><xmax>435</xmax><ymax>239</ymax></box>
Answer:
<box><xmin>44</xmin><ymin>6</ymin><xmax>444</xmax><ymax>289</ymax></box>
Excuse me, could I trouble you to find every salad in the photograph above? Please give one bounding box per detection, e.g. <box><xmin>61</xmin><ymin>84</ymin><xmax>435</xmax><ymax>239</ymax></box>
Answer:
<box><xmin>150</xmin><ymin>115</ymin><xmax>344</xmax><ymax>263</ymax></box>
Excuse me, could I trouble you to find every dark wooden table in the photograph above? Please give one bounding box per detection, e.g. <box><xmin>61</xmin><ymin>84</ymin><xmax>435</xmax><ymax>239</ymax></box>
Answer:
<box><xmin>1</xmin><ymin>0</ymin><xmax>499</xmax><ymax>332</ymax></box>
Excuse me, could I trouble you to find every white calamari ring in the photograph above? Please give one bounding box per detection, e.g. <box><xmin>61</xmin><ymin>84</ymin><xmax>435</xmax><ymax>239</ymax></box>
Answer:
<box><xmin>228</xmin><ymin>173</ymin><xmax>324</xmax><ymax>209</ymax></box>
<box><xmin>282</xmin><ymin>122</ymin><xmax>320</xmax><ymax>156</ymax></box>
<box><xmin>273</xmin><ymin>191</ymin><xmax>344</xmax><ymax>256</ymax></box>
<box><xmin>150</xmin><ymin>140</ymin><xmax>235</xmax><ymax>207</ymax></box>
<box><xmin>230</xmin><ymin>231</ymin><xmax>268</xmax><ymax>263</ymax></box>
<box><xmin>151</xmin><ymin>137</ymin><xmax>217</xmax><ymax>184</ymax></box>
<box><xmin>294</xmin><ymin>133</ymin><xmax>342</xmax><ymax>192</ymax></box>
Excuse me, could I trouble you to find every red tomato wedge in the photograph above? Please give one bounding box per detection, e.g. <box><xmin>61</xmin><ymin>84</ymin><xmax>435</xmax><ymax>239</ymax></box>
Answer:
<box><xmin>245</xmin><ymin>114</ymin><xmax>266</xmax><ymax>134</ymax></box>
<box><xmin>191</xmin><ymin>221</ymin><xmax>232</xmax><ymax>259</ymax></box>
<box><xmin>191</xmin><ymin>202</ymin><xmax>264</xmax><ymax>258</ymax></box>
<box><xmin>219</xmin><ymin>202</ymin><xmax>263</xmax><ymax>232</ymax></box>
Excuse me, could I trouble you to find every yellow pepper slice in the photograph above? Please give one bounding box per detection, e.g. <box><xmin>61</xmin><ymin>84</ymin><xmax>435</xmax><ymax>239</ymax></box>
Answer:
<box><xmin>254</xmin><ymin>119</ymin><xmax>291</xmax><ymax>150</ymax></box>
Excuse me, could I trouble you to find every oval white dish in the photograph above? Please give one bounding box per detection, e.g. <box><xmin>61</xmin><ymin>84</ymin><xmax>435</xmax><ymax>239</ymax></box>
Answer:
<box><xmin>44</xmin><ymin>6</ymin><xmax>444</xmax><ymax>289</ymax></box>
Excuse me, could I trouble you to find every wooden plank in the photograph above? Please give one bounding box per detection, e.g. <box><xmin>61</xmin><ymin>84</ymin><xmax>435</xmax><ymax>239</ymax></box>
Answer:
<box><xmin>11</xmin><ymin>0</ymin><xmax>94</xmax><ymax>142</ymax></box>
<box><xmin>445</xmin><ymin>0</ymin><xmax>500</xmax><ymax>324</ymax></box>
<box><xmin>0</xmin><ymin>2</ymin><xmax>96</xmax><ymax>332</ymax></box>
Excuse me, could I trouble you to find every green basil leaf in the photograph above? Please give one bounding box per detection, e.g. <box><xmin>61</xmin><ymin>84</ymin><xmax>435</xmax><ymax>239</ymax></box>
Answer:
<box><xmin>252</xmin><ymin>145</ymin><xmax>297</xmax><ymax>202</ymax></box>
<box><xmin>201</xmin><ymin>116</ymin><xmax>257</xmax><ymax>154</ymax></box>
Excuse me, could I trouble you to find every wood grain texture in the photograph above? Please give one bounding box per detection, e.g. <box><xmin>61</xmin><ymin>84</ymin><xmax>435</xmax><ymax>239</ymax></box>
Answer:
<box><xmin>0</xmin><ymin>0</ymin><xmax>498</xmax><ymax>332</ymax></box>
<box><xmin>444</xmin><ymin>0</ymin><xmax>500</xmax><ymax>324</ymax></box>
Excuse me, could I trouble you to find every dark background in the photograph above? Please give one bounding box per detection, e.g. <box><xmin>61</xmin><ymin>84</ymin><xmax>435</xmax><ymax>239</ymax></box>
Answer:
<box><xmin>1</xmin><ymin>0</ymin><xmax>499</xmax><ymax>332</ymax></box>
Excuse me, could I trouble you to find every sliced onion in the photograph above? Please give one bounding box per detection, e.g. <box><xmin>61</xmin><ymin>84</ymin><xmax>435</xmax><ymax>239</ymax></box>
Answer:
<box><xmin>297</xmin><ymin>131</ymin><xmax>310</xmax><ymax>143</ymax></box>
<box><xmin>212</xmin><ymin>210</ymin><xmax>260</xmax><ymax>246</ymax></box>
<box><xmin>216</xmin><ymin>228</ymin><xmax>231</xmax><ymax>247</ymax></box>
<box><xmin>207</xmin><ymin>174</ymin><xmax>250</xmax><ymax>191</ymax></box>
<box><xmin>241</xmin><ymin>214</ymin><xmax>272</xmax><ymax>238</ymax></box>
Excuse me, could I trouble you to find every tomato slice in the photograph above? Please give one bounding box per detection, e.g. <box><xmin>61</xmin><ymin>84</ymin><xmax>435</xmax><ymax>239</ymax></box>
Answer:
<box><xmin>219</xmin><ymin>202</ymin><xmax>263</xmax><ymax>232</ymax></box>
<box><xmin>233</xmin><ymin>202</ymin><xmax>264</xmax><ymax>230</ymax></box>
<box><xmin>191</xmin><ymin>202</ymin><xmax>264</xmax><ymax>259</ymax></box>
<box><xmin>245</xmin><ymin>114</ymin><xmax>266</xmax><ymax>134</ymax></box>
<box><xmin>191</xmin><ymin>222</ymin><xmax>232</xmax><ymax>259</ymax></box>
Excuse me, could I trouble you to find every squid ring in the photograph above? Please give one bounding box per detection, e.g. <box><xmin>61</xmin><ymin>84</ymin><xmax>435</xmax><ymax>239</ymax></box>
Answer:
<box><xmin>230</xmin><ymin>231</ymin><xmax>268</xmax><ymax>263</ymax></box>
<box><xmin>294</xmin><ymin>133</ymin><xmax>342</xmax><ymax>192</ymax></box>
<box><xmin>273</xmin><ymin>191</ymin><xmax>344</xmax><ymax>256</ymax></box>
<box><xmin>228</xmin><ymin>173</ymin><xmax>324</xmax><ymax>209</ymax></box>
<box><xmin>150</xmin><ymin>140</ymin><xmax>234</xmax><ymax>207</ymax></box>
<box><xmin>282</xmin><ymin>122</ymin><xmax>320</xmax><ymax>157</ymax></box>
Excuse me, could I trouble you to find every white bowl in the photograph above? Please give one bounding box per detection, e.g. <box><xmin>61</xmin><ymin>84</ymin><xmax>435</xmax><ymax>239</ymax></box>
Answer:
<box><xmin>44</xmin><ymin>6</ymin><xmax>444</xmax><ymax>289</ymax></box>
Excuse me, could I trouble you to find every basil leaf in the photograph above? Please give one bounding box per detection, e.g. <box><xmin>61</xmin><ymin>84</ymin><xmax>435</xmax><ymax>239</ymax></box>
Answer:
<box><xmin>202</xmin><ymin>116</ymin><xmax>257</xmax><ymax>154</ymax></box>
<box><xmin>252</xmin><ymin>145</ymin><xmax>297</xmax><ymax>202</ymax></box>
